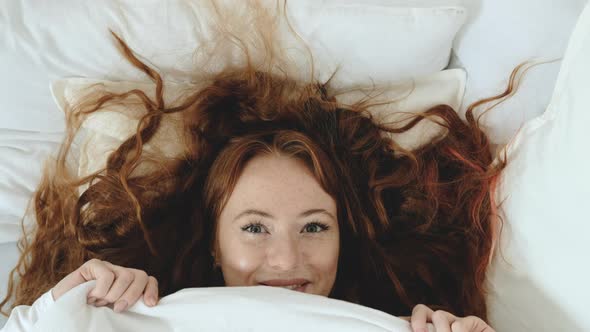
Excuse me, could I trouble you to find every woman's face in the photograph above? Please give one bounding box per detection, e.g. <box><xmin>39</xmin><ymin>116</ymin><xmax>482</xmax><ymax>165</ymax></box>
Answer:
<box><xmin>215</xmin><ymin>154</ymin><xmax>339</xmax><ymax>296</ymax></box>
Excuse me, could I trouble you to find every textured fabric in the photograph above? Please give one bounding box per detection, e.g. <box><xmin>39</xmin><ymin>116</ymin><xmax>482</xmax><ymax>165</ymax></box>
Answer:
<box><xmin>451</xmin><ymin>0</ymin><xmax>587</xmax><ymax>145</ymax></box>
<box><xmin>1</xmin><ymin>281</ymin><xmax>436</xmax><ymax>332</ymax></box>
<box><xmin>0</xmin><ymin>0</ymin><xmax>466</xmax><ymax>132</ymax></box>
<box><xmin>487</xmin><ymin>2</ymin><xmax>590</xmax><ymax>330</ymax></box>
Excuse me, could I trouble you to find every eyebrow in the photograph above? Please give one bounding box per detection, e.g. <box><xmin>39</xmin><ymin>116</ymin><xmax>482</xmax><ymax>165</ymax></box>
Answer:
<box><xmin>233</xmin><ymin>209</ymin><xmax>336</xmax><ymax>222</ymax></box>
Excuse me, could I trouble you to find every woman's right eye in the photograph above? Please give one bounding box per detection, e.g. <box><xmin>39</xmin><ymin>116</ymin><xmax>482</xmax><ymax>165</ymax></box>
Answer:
<box><xmin>242</xmin><ymin>223</ymin><xmax>266</xmax><ymax>234</ymax></box>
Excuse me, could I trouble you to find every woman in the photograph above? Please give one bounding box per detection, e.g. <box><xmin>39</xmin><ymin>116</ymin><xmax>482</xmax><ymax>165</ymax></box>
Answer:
<box><xmin>1</xmin><ymin>1</ymin><xmax>519</xmax><ymax>331</ymax></box>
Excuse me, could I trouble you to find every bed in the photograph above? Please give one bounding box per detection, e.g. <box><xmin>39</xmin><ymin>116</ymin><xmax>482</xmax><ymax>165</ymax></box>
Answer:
<box><xmin>1</xmin><ymin>0</ymin><xmax>589</xmax><ymax>331</ymax></box>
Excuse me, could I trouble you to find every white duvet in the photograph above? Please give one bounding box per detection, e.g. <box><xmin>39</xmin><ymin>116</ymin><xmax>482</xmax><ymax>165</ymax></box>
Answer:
<box><xmin>1</xmin><ymin>281</ymin><xmax>432</xmax><ymax>332</ymax></box>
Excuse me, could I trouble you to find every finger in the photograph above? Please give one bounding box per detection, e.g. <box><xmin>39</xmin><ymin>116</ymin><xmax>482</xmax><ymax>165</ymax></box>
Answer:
<box><xmin>451</xmin><ymin>316</ymin><xmax>495</xmax><ymax>332</ymax></box>
<box><xmin>52</xmin><ymin>269</ymin><xmax>92</xmax><ymax>301</ymax></box>
<box><xmin>112</xmin><ymin>270</ymin><xmax>150</xmax><ymax>312</ymax></box>
<box><xmin>398</xmin><ymin>316</ymin><xmax>411</xmax><ymax>322</ymax></box>
<box><xmin>142</xmin><ymin>276</ymin><xmax>159</xmax><ymax>306</ymax></box>
<box><xmin>52</xmin><ymin>259</ymin><xmax>106</xmax><ymax>301</ymax></box>
<box><xmin>431</xmin><ymin>310</ymin><xmax>456</xmax><ymax>332</ymax></box>
<box><xmin>410</xmin><ymin>304</ymin><xmax>433</xmax><ymax>332</ymax></box>
<box><xmin>100</xmin><ymin>268</ymin><xmax>137</xmax><ymax>305</ymax></box>
<box><xmin>80</xmin><ymin>260</ymin><xmax>116</xmax><ymax>299</ymax></box>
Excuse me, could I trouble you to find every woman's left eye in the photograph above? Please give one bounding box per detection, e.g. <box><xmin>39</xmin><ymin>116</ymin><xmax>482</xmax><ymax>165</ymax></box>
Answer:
<box><xmin>302</xmin><ymin>222</ymin><xmax>330</xmax><ymax>233</ymax></box>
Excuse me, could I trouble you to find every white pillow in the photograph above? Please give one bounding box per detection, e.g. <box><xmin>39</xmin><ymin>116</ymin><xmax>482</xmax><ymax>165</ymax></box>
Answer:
<box><xmin>49</xmin><ymin>69</ymin><xmax>466</xmax><ymax>181</ymax></box>
<box><xmin>487</xmin><ymin>2</ymin><xmax>590</xmax><ymax>330</ymax></box>
<box><xmin>0</xmin><ymin>0</ymin><xmax>466</xmax><ymax>133</ymax></box>
<box><xmin>451</xmin><ymin>0</ymin><xmax>588</xmax><ymax>146</ymax></box>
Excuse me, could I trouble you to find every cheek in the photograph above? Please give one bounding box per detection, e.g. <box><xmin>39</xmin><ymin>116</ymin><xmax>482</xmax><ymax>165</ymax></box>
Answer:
<box><xmin>219</xmin><ymin>237</ymin><xmax>265</xmax><ymax>286</ymax></box>
<box><xmin>301</xmin><ymin>236</ymin><xmax>339</xmax><ymax>296</ymax></box>
<box><xmin>306</xmin><ymin>240</ymin><xmax>339</xmax><ymax>272</ymax></box>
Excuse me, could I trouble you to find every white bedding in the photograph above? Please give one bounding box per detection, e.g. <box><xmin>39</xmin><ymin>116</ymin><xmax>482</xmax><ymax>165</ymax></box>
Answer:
<box><xmin>1</xmin><ymin>281</ymin><xmax>434</xmax><ymax>332</ymax></box>
<box><xmin>0</xmin><ymin>131</ymin><xmax>63</xmax><ymax>328</ymax></box>
<box><xmin>0</xmin><ymin>131</ymin><xmax>64</xmax><ymax>243</ymax></box>
<box><xmin>485</xmin><ymin>1</ymin><xmax>590</xmax><ymax>330</ymax></box>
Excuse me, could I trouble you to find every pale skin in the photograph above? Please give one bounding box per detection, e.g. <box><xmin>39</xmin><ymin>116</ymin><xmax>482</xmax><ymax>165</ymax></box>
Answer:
<box><xmin>52</xmin><ymin>154</ymin><xmax>495</xmax><ymax>331</ymax></box>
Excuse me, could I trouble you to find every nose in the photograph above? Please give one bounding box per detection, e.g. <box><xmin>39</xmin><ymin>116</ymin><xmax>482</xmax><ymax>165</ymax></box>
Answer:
<box><xmin>266</xmin><ymin>235</ymin><xmax>301</xmax><ymax>271</ymax></box>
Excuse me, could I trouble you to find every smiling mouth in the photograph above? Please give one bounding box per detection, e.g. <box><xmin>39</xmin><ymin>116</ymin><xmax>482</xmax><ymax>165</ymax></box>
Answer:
<box><xmin>259</xmin><ymin>282</ymin><xmax>310</xmax><ymax>292</ymax></box>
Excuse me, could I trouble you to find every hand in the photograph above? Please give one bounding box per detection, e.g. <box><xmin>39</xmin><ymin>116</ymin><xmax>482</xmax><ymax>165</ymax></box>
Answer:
<box><xmin>51</xmin><ymin>258</ymin><xmax>159</xmax><ymax>313</ymax></box>
<box><xmin>400</xmin><ymin>304</ymin><xmax>495</xmax><ymax>332</ymax></box>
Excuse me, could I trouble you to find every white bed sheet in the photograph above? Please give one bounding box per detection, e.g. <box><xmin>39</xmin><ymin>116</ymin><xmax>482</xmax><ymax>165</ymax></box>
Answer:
<box><xmin>0</xmin><ymin>242</ymin><xmax>19</xmax><ymax>328</ymax></box>
<box><xmin>0</xmin><ymin>130</ymin><xmax>63</xmax><ymax>244</ymax></box>
<box><xmin>0</xmin><ymin>131</ymin><xmax>62</xmax><ymax>328</ymax></box>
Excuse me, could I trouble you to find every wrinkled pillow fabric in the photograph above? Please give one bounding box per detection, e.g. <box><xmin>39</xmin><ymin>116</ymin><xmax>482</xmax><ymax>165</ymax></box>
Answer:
<box><xmin>487</xmin><ymin>2</ymin><xmax>590</xmax><ymax>330</ymax></box>
<box><xmin>451</xmin><ymin>0</ymin><xmax>587</xmax><ymax>146</ymax></box>
<box><xmin>0</xmin><ymin>0</ymin><xmax>466</xmax><ymax>133</ymax></box>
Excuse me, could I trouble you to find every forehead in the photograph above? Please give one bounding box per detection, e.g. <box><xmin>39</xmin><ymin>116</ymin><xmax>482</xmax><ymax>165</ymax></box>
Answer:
<box><xmin>220</xmin><ymin>154</ymin><xmax>336</xmax><ymax>217</ymax></box>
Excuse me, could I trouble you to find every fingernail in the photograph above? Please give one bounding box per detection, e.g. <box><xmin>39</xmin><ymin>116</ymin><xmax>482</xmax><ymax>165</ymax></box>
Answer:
<box><xmin>147</xmin><ymin>296</ymin><xmax>156</xmax><ymax>306</ymax></box>
<box><xmin>87</xmin><ymin>297</ymin><xmax>96</xmax><ymax>304</ymax></box>
<box><xmin>114</xmin><ymin>300</ymin><xmax>128</xmax><ymax>313</ymax></box>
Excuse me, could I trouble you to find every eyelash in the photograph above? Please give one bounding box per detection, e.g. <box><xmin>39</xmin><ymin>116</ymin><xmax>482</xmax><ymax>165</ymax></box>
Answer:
<box><xmin>241</xmin><ymin>220</ymin><xmax>330</xmax><ymax>234</ymax></box>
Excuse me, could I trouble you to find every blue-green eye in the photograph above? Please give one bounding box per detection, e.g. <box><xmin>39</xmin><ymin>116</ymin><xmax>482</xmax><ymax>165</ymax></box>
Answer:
<box><xmin>242</xmin><ymin>223</ymin><xmax>266</xmax><ymax>234</ymax></box>
<box><xmin>302</xmin><ymin>222</ymin><xmax>330</xmax><ymax>233</ymax></box>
